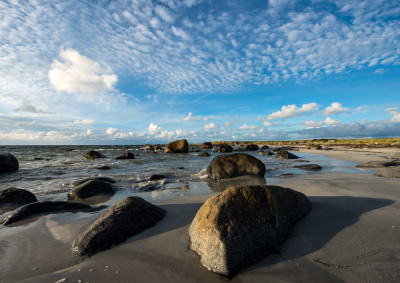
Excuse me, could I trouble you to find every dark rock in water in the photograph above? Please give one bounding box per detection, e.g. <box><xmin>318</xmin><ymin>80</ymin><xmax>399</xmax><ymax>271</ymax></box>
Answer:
<box><xmin>199</xmin><ymin>152</ymin><xmax>210</xmax><ymax>157</ymax></box>
<box><xmin>294</xmin><ymin>164</ymin><xmax>322</xmax><ymax>171</ymax></box>
<box><xmin>143</xmin><ymin>144</ymin><xmax>153</xmax><ymax>150</ymax></box>
<box><xmin>388</xmin><ymin>159</ymin><xmax>400</xmax><ymax>166</ymax></box>
<box><xmin>0</xmin><ymin>188</ymin><xmax>37</xmax><ymax>206</ymax></box>
<box><xmin>280</xmin><ymin>173</ymin><xmax>295</xmax><ymax>178</ymax></box>
<box><xmin>275</xmin><ymin>150</ymin><xmax>299</xmax><ymax>159</ymax></box>
<box><xmin>356</xmin><ymin>161</ymin><xmax>391</xmax><ymax>168</ymax></box>
<box><xmin>0</xmin><ymin>152</ymin><xmax>19</xmax><ymax>173</ymax></box>
<box><xmin>116</xmin><ymin>152</ymin><xmax>135</xmax><ymax>160</ymax></box>
<box><xmin>68</xmin><ymin>180</ymin><xmax>115</xmax><ymax>200</ymax></box>
<box><xmin>71</xmin><ymin>177</ymin><xmax>116</xmax><ymax>188</ymax></box>
<box><xmin>258</xmin><ymin>151</ymin><xmax>273</xmax><ymax>156</ymax></box>
<box><xmin>84</xmin><ymin>150</ymin><xmax>107</xmax><ymax>159</ymax></box>
<box><xmin>97</xmin><ymin>166</ymin><xmax>111</xmax><ymax>170</ymax></box>
<box><xmin>71</xmin><ymin>196</ymin><xmax>166</xmax><ymax>256</ymax></box>
<box><xmin>149</xmin><ymin>174</ymin><xmax>166</xmax><ymax>181</ymax></box>
<box><xmin>2</xmin><ymin>201</ymin><xmax>92</xmax><ymax>225</ymax></box>
<box><xmin>201</xmin><ymin>142</ymin><xmax>213</xmax><ymax>149</ymax></box>
<box><xmin>294</xmin><ymin>159</ymin><xmax>310</xmax><ymax>163</ymax></box>
<box><xmin>154</xmin><ymin>144</ymin><xmax>162</xmax><ymax>150</ymax></box>
<box><xmin>207</xmin><ymin>153</ymin><xmax>266</xmax><ymax>180</ymax></box>
<box><xmin>165</xmin><ymin>139</ymin><xmax>189</xmax><ymax>153</ymax></box>
<box><xmin>236</xmin><ymin>147</ymin><xmax>246</xmax><ymax>152</ymax></box>
<box><xmin>245</xmin><ymin>144</ymin><xmax>259</xmax><ymax>151</ymax></box>
<box><xmin>375</xmin><ymin>167</ymin><xmax>400</xmax><ymax>178</ymax></box>
<box><xmin>189</xmin><ymin>185</ymin><xmax>311</xmax><ymax>276</ymax></box>
<box><xmin>176</xmin><ymin>167</ymin><xmax>184</xmax><ymax>170</ymax></box>
<box><xmin>261</xmin><ymin>145</ymin><xmax>270</xmax><ymax>150</ymax></box>
<box><xmin>217</xmin><ymin>143</ymin><xmax>233</xmax><ymax>153</ymax></box>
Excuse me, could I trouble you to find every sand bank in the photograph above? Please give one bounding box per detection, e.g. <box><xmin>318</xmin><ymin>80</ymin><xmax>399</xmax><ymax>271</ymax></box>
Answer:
<box><xmin>1</xmin><ymin>149</ymin><xmax>399</xmax><ymax>282</ymax></box>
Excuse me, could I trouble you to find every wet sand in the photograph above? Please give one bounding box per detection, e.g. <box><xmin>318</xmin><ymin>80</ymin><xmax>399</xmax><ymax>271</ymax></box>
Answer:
<box><xmin>1</xmin><ymin>148</ymin><xmax>399</xmax><ymax>282</ymax></box>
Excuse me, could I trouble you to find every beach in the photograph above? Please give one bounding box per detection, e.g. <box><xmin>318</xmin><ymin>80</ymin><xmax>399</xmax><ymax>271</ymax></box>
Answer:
<box><xmin>1</xmin><ymin>147</ymin><xmax>400</xmax><ymax>282</ymax></box>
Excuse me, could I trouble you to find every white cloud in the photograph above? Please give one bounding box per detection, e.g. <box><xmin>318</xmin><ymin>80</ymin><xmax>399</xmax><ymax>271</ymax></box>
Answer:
<box><xmin>321</xmin><ymin>103</ymin><xmax>350</xmax><ymax>115</ymax></box>
<box><xmin>106</xmin><ymin>127</ymin><xmax>118</xmax><ymax>135</ymax></box>
<box><xmin>74</xmin><ymin>119</ymin><xmax>95</xmax><ymax>125</ymax></box>
<box><xmin>155</xmin><ymin>5</ymin><xmax>174</xmax><ymax>23</ymax></box>
<box><xmin>374</xmin><ymin>68</ymin><xmax>385</xmax><ymax>74</ymax></box>
<box><xmin>182</xmin><ymin>112</ymin><xmax>208</xmax><ymax>121</ymax></box>
<box><xmin>304</xmin><ymin>117</ymin><xmax>339</xmax><ymax>128</ymax></box>
<box><xmin>263</xmin><ymin>121</ymin><xmax>282</xmax><ymax>127</ymax></box>
<box><xmin>48</xmin><ymin>48</ymin><xmax>118</xmax><ymax>93</ymax></box>
<box><xmin>171</xmin><ymin>26</ymin><xmax>191</xmax><ymax>41</ymax></box>
<box><xmin>204</xmin><ymin>122</ymin><xmax>216</xmax><ymax>131</ymax></box>
<box><xmin>268</xmin><ymin>103</ymin><xmax>318</xmax><ymax>120</ymax></box>
<box><xmin>238</xmin><ymin>124</ymin><xmax>258</xmax><ymax>130</ymax></box>
<box><xmin>386</xmin><ymin>108</ymin><xmax>400</xmax><ymax>122</ymax></box>
<box><xmin>14</xmin><ymin>100</ymin><xmax>50</xmax><ymax>114</ymax></box>
<box><xmin>148</xmin><ymin>123</ymin><xmax>162</xmax><ymax>135</ymax></box>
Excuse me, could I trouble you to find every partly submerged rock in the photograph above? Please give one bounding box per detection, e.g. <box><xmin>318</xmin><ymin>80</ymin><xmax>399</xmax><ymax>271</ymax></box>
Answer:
<box><xmin>201</xmin><ymin>142</ymin><xmax>213</xmax><ymax>149</ymax></box>
<box><xmin>294</xmin><ymin>164</ymin><xmax>322</xmax><ymax>171</ymax></box>
<box><xmin>0</xmin><ymin>152</ymin><xmax>19</xmax><ymax>173</ymax></box>
<box><xmin>245</xmin><ymin>144</ymin><xmax>259</xmax><ymax>151</ymax></box>
<box><xmin>70</xmin><ymin>177</ymin><xmax>116</xmax><ymax>188</ymax></box>
<box><xmin>149</xmin><ymin>174</ymin><xmax>166</xmax><ymax>181</ymax></box>
<box><xmin>2</xmin><ymin>201</ymin><xmax>92</xmax><ymax>226</ymax></box>
<box><xmin>216</xmin><ymin>143</ymin><xmax>233</xmax><ymax>153</ymax></box>
<box><xmin>71</xmin><ymin>196</ymin><xmax>166</xmax><ymax>256</ymax></box>
<box><xmin>165</xmin><ymin>139</ymin><xmax>189</xmax><ymax>153</ymax></box>
<box><xmin>206</xmin><ymin>153</ymin><xmax>266</xmax><ymax>180</ymax></box>
<box><xmin>356</xmin><ymin>161</ymin><xmax>392</xmax><ymax>168</ymax></box>
<box><xmin>116</xmin><ymin>152</ymin><xmax>135</xmax><ymax>160</ymax></box>
<box><xmin>199</xmin><ymin>152</ymin><xmax>210</xmax><ymax>157</ymax></box>
<box><xmin>68</xmin><ymin>180</ymin><xmax>115</xmax><ymax>200</ymax></box>
<box><xmin>258</xmin><ymin>151</ymin><xmax>273</xmax><ymax>156</ymax></box>
<box><xmin>84</xmin><ymin>150</ymin><xmax>107</xmax><ymax>159</ymax></box>
<box><xmin>275</xmin><ymin>150</ymin><xmax>299</xmax><ymax>160</ymax></box>
<box><xmin>189</xmin><ymin>185</ymin><xmax>311</xmax><ymax>276</ymax></box>
<box><xmin>374</xmin><ymin>166</ymin><xmax>400</xmax><ymax>178</ymax></box>
<box><xmin>0</xmin><ymin>188</ymin><xmax>37</xmax><ymax>206</ymax></box>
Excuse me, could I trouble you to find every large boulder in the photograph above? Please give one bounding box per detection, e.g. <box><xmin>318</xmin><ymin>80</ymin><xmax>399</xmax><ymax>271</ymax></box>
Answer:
<box><xmin>84</xmin><ymin>150</ymin><xmax>107</xmax><ymax>159</ymax></box>
<box><xmin>375</xmin><ymin>166</ymin><xmax>400</xmax><ymax>178</ymax></box>
<box><xmin>275</xmin><ymin>150</ymin><xmax>299</xmax><ymax>159</ymax></box>
<box><xmin>68</xmin><ymin>180</ymin><xmax>115</xmax><ymax>200</ymax></box>
<box><xmin>245</xmin><ymin>144</ymin><xmax>259</xmax><ymax>151</ymax></box>
<box><xmin>1</xmin><ymin>201</ymin><xmax>92</xmax><ymax>225</ymax></box>
<box><xmin>71</xmin><ymin>196</ymin><xmax>167</xmax><ymax>256</ymax></box>
<box><xmin>165</xmin><ymin>139</ymin><xmax>189</xmax><ymax>153</ymax></box>
<box><xmin>116</xmin><ymin>152</ymin><xmax>135</xmax><ymax>160</ymax></box>
<box><xmin>217</xmin><ymin>143</ymin><xmax>233</xmax><ymax>153</ymax></box>
<box><xmin>207</xmin><ymin>153</ymin><xmax>266</xmax><ymax>180</ymax></box>
<box><xmin>0</xmin><ymin>152</ymin><xmax>19</xmax><ymax>173</ymax></box>
<box><xmin>189</xmin><ymin>185</ymin><xmax>311</xmax><ymax>276</ymax></box>
<box><xmin>201</xmin><ymin>142</ymin><xmax>213</xmax><ymax>149</ymax></box>
<box><xmin>0</xmin><ymin>188</ymin><xmax>37</xmax><ymax>206</ymax></box>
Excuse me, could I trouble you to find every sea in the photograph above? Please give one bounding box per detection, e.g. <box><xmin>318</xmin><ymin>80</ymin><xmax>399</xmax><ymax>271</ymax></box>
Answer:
<box><xmin>0</xmin><ymin>145</ymin><xmax>372</xmax><ymax>204</ymax></box>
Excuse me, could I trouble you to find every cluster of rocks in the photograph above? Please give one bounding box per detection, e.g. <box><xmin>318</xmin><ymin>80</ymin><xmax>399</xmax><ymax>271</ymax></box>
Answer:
<box><xmin>356</xmin><ymin>159</ymin><xmax>400</xmax><ymax>178</ymax></box>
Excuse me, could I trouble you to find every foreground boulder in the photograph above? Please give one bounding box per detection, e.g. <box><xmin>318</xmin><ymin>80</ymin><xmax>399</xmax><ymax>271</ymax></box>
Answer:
<box><xmin>217</xmin><ymin>143</ymin><xmax>233</xmax><ymax>153</ymax></box>
<box><xmin>207</xmin><ymin>153</ymin><xmax>266</xmax><ymax>180</ymax></box>
<box><xmin>165</xmin><ymin>139</ymin><xmax>189</xmax><ymax>153</ymax></box>
<box><xmin>71</xmin><ymin>196</ymin><xmax>166</xmax><ymax>256</ymax></box>
<box><xmin>189</xmin><ymin>185</ymin><xmax>311</xmax><ymax>276</ymax></box>
<box><xmin>294</xmin><ymin>164</ymin><xmax>322</xmax><ymax>171</ymax></box>
<box><xmin>68</xmin><ymin>180</ymin><xmax>115</xmax><ymax>200</ymax></box>
<box><xmin>0</xmin><ymin>188</ymin><xmax>37</xmax><ymax>206</ymax></box>
<box><xmin>1</xmin><ymin>201</ymin><xmax>92</xmax><ymax>225</ymax></box>
<box><xmin>0</xmin><ymin>152</ymin><xmax>19</xmax><ymax>173</ymax></box>
<box><xmin>375</xmin><ymin>167</ymin><xmax>400</xmax><ymax>178</ymax></box>
<box><xmin>116</xmin><ymin>152</ymin><xmax>135</xmax><ymax>160</ymax></box>
<box><xmin>275</xmin><ymin>150</ymin><xmax>299</xmax><ymax>159</ymax></box>
<box><xmin>84</xmin><ymin>150</ymin><xmax>107</xmax><ymax>159</ymax></box>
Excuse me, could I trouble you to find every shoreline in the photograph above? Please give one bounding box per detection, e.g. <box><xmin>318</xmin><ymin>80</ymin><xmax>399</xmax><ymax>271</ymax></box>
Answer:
<box><xmin>1</xmin><ymin>148</ymin><xmax>399</xmax><ymax>282</ymax></box>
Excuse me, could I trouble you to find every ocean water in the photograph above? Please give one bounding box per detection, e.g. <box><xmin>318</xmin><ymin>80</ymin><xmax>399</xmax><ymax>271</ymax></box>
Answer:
<box><xmin>0</xmin><ymin>145</ymin><xmax>373</xmax><ymax>204</ymax></box>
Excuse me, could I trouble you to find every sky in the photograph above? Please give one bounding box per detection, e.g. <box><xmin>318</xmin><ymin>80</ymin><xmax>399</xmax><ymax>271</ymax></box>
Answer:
<box><xmin>0</xmin><ymin>0</ymin><xmax>399</xmax><ymax>145</ymax></box>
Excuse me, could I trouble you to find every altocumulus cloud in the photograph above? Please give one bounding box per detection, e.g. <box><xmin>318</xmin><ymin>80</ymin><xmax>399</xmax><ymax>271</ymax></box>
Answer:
<box><xmin>49</xmin><ymin>49</ymin><xmax>118</xmax><ymax>93</ymax></box>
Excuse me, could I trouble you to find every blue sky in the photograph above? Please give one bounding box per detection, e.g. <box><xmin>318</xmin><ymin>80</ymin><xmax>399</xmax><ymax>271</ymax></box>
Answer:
<box><xmin>0</xmin><ymin>0</ymin><xmax>399</xmax><ymax>145</ymax></box>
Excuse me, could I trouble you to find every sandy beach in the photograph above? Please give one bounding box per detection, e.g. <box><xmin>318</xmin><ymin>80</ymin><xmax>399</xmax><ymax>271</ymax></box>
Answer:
<box><xmin>1</xmin><ymin>148</ymin><xmax>400</xmax><ymax>283</ymax></box>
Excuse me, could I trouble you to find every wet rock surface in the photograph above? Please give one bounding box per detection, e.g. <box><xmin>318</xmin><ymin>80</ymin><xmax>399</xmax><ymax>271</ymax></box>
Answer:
<box><xmin>165</xmin><ymin>139</ymin><xmax>189</xmax><ymax>153</ymax></box>
<box><xmin>0</xmin><ymin>152</ymin><xmax>19</xmax><ymax>173</ymax></box>
<box><xmin>275</xmin><ymin>150</ymin><xmax>299</xmax><ymax>160</ymax></box>
<box><xmin>68</xmin><ymin>180</ymin><xmax>115</xmax><ymax>200</ymax></box>
<box><xmin>0</xmin><ymin>188</ymin><xmax>37</xmax><ymax>206</ymax></box>
<box><xmin>294</xmin><ymin>164</ymin><xmax>322</xmax><ymax>171</ymax></box>
<box><xmin>84</xmin><ymin>150</ymin><xmax>107</xmax><ymax>159</ymax></box>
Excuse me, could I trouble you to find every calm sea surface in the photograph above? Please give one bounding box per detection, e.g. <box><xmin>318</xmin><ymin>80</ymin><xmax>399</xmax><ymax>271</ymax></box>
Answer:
<box><xmin>0</xmin><ymin>145</ymin><xmax>372</xmax><ymax>204</ymax></box>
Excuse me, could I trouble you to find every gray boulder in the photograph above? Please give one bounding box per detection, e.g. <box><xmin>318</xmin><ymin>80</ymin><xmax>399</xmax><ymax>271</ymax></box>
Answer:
<box><xmin>189</xmin><ymin>185</ymin><xmax>311</xmax><ymax>276</ymax></box>
<box><xmin>116</xmin><ymin>152</ymin><xmax>135</xmax><ymax>160</ymax></box>
<box><xmin>165</xmin><ymin>139</ymin><xmax>189</xmax><ymax>153</ymax></box>
<box><xmin>245</xmin><ymin>144</ymin><xmax>259</xmax><ymax>151</ymax></box>
<box><xmin>275</xmin><ymin>150</ymin><xmax>299</xmax><ymax>159</ymax></box>
<box><xmin>207</xmin><ymin>153</ymin><xmax>266</xmax><ymax>180</ymax></box>
<box><xmin>217</xmin><ymin>143</ymin><xmax>233</xmax><ymax>153</ymax></box>
<box><xmin>0</xmin><ymin>152</ymin><xmax>19</xmax><ymax>173</ymax></box>
<box><xmin>84</xmin><ymin>150</ymin><xmax>107</xmax><ymax>159</ymax></box>
<box><xmin>70</xmin><ymin>177</ymin><xmax>116</xmax><ymax>188</ymax></box>
<box><xmin>0</xmin><ymin>188</ymin><xmax>37</xmax><ymax>206</ymax></box>
<box><xmin>71</xmin><ymin>196</ymin><xmax>166</xmax><ymax>256</ymax></box>
<box><xmin>356</xmin><ymin>161</ymin><xmax>390</xmax><ymax>168</ymax></box>
<box><xmin>375</xmin><ymin>166</ymin><xmax>400</xmax><ymax>178</ymax></box>
<box><xmin>68</xmin><ymin>180</ymin><xmax>115</xmax><ymax>200</ymax></box>
<box><xmin>2</xmin><ymin>201</ymin><xmax>92</xmax><ymax>225</ymax></box>
<box><xmin>294</xmin><ymin>164</ymin><xmax>322</xmax><ymax>171</ymax></box>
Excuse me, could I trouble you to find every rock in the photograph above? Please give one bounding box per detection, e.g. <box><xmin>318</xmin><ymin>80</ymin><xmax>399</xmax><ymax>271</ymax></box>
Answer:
<box><xmin>71</xmin><ymin>196</ymin><xmax>166</xmax><ymax>256</ymax></box>
<box><xmin>374</xmin><ymin>166</ymin><xmax>400</xmax><ymax>178</ymax></box>
<box><xmin>143</xmin><ymin>144</ymin><xmax>154</xmax><ymax>150</ymax></box>
<box><xmin>199</xmin><ymin>152</ymin><xmax>210</xmax><ymax>157</ymax></box>
<box><xmin>309</xmin><ymin>145</ymin><xmax>322</xmax><ymax>150</ymax></box>
<box><xmin>275</xmin><ymin>150</ymin><xmax>299</xmax><ymax>159</ymax></box>
<box><xmin>236</xmin><ymin>147</ymin><xmax>246</xmax><ymax>152</ymax></box>
<box><xmin>207</xmin><ymin>176</ymin><xmax>266</xmax><ymax>192</ymax></box>
<box><xmin>154</xmin><ymin>144</ymin><xmax>162</xmax><ymax>150</ymax></box>
<box><xmin>261</xmin><ymin>145</ymin><xmax>270</xmax><ymax>150</ymax></box>
<box><xmin>0</xmin><ymin>152</ymin><xmax>19</xmax><ymax>173</ymax></box>
<box><xmin>206</xmin><ymin>153</ymin><xmax>266</xmax><ymax>180</ymax></box>
<box><xmin>1</xmin><ymin>201</ymin><xmax>92</xmax><ymax>226</ymax></box>
<box><xmin>70</xmin><ymin>177</ymin><xmax>116</xmax><ymax>188</ymax></box>
<box><xmin>84</xmin><ymin>150</ymin><xmax>106</xmax><ymax>159</ymax></box>
<box><xmin>294</xmin><ymin>164</ymin><xmax>322</xmax><ymax>171</ymax></box>
<box><xmin>201</xmin><ymin>142</ymin><xmax>213</xmax><ymax>149</ymax></box>
<box><xmin>116</xmin><ymin>152</ymin><xmax>135</xmax><ymax>160</ymax></box>
<box><xmin>258</xmin><ymin>151</ymin><xmax>273</xmax><ymax>156</ymax></box>
<box><xmin>217</xmin><ymin>143</ymin><xmax>233</xmax><ymax>153</ymax></box>
<box><xmin>356</xmin><ymin>161</ymin><xmax>391</xmax><ymax>168</ymax></box>
<box><xmin>97</xmin><ymin>166</ymin><xmax>111</xmax><ymax>170</ymax></box>
<box><xmin>245</xmin><ymin>144</ymin><xmax>259</xmax><ymax>151</ymax></box>
<box><xmin>165</xmin><ymin>139</ymin><xmax>189</xmax><ymax>153</ymax></box>
<box><xmin>149</xmin><ymin>174</ymin><xmax>166</xmax><ymax>181</ymax></box>
<box><xmin>68</xmin><ymin>180</ymin><xmax>115</xmax><ymax>200</ymax></box>
<box><xmin>189</xmin><ymin>185</ymin><xmax>311</xmax><ymax>276</ymax></box>
<box><xmin>0</xmin><ymin>188</ymin><xmax>37</xmax><ymax>206</ymax></box>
